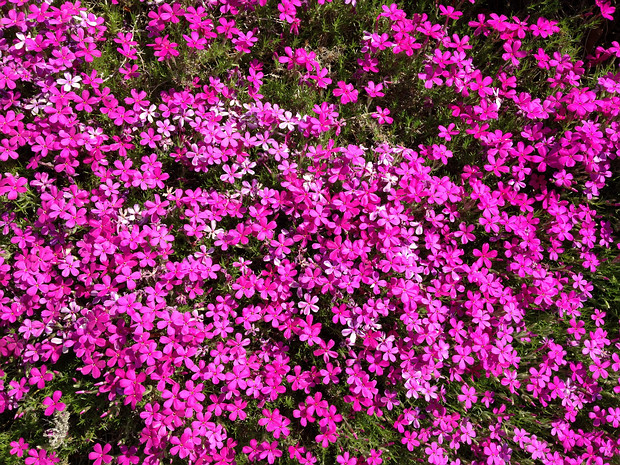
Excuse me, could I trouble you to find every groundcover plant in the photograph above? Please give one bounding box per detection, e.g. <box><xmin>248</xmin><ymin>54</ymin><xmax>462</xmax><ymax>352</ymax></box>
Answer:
<box><xmin>0</xmin><ymin>0</ymin><xmax>620</xmax><ymax>463</ymax></box>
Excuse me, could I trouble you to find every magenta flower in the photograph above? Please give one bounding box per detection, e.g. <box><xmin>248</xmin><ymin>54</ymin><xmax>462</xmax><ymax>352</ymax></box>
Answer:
<box><xmin>25</xmin><ymin>448</ymin><xmax>55</xmax><ymax>465</ymax></box>
<box><xmin>42</xmin><ymin>391</ymin><xmax>66</xmax><ymax>416</ymax></box>
<box><xmin>0</xmin><ymin>1</ymin><xmax>618</xmax><ymax>463</ymax></box>
<box><xmin>472</xmin><ymin>243</ymin><xmax>498</xmax><ymax>269</ymax></box>
<box><xmin>457</xmin><ymin>384</ymin><xmax>478</xmax><ymax>409</ymax></box>
<box><xmin>333</xmin><ymin>81</ymin><xmax>359</xmax><ymax>104</ymax></box>
<box><xmin>259</xmin><ymin>441</ymin><xmax>282</xmax><ymax>464</ymax></box>
<box><xmin>364</xmin><ymin>81</ymin><xmax>385</xmax><ymax>97</ymax></box>
<box><xmin>29</xmin><ymin>365</ymin><xmax>54</xmax><ymax>389</ymax></box>
<box><xmin>483</xmin><ymin>442</ymin><xmax>505</xmax><ymax>465</ymax></box>
<box><xmin>147</xmin><ymin>35</ymin><xmax>180</xmax><ymax>61</ymax></box>
<box><xmin>337</xmin><ymin>452</ymin><xmax>357</xmax><ymax>465</ymax></box>
<box><xmin>371</xmin><ymin>106</ymin><xmax>393</xmax><ymax>125</ymax></box>
<box><xmin>9</xmin><ymin>438</ymin><xmax>29</xmax><ymax>457</ymax></box>
<box><xmin>89</xmin><ymin>444</ymin><xmax>113</xmax><ymax>465</ymax></box>
<box><xmin>259</xmin><ymin>408</ymin><xmax>291</xmax><ymax>438</ymax></box>
<box><xmin>438</xmin><ymin>4</ymin><xmax>463</xmax><ymax>20</ymax></box>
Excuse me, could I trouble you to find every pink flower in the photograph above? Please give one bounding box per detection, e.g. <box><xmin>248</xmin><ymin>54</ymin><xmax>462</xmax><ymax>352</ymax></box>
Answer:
<box><xmin>0</xmin><ymin>174</ymin><xmax>28</xmax><ymax>200</ymax></box>
<box><xmin>425</xmin><ymin>441</ymin><xmax>446</xmax><ymax>465</ymax></box>
<box><xmin>25</xmin><ymin>448</ymin><xmax>54</xmax><ymax>465</ymax></box>
<box><xmin>258</xmin><ymin>441</ymin><xmax>282</xmax><ymax>464</ymax></box>
<box><xmin>438</xmin><ymin>4</ymin><xmax>463</xmax><ymax>20</ymax></box>
<box><xmin>29</xmin><ymin>365</ymin><xmax>54</xmax><ymax>389</ymax></box>
<box><xmin>597</xmin><ymin>0</ymin><xmax>616</xmax><ymax>20</ymax></box>
<box><xmin>333</xmin><ymin>81</ymin><xmax>358</xmax><ymax>104</ymax></box>
<box><xmin>42</xmin><ymin>391</ymin><xmax>66</xmax><ymax>416</ymax></box>
<box><xmin>89</xmin><ymin>443</ymin><xmax>113</xmax><ymax>465</ymax></box>
<box><xmin>258</xmin><ymin>408</ymin><xmax>291</xmax><ymax>438</ymax></box>
<box><xmin>472</xmin><ymin>243</ymin><xmax>498</xmax><ymax>268</ymax></box>
<box><xmin>371</xmin><ymin>106</ymin><xmax>393</xmax><ymax>125</ymax></box>
<box><xmin>438</xmin><ymin>123</ymin><xmax>459</xmax><ymax>140</ymax></box>
<box><xmin>147</xmin><ymin>35</ymin><xmax>179</xmax><ymax>61</ymax></box>
<box><xmin>119</xmin><ymin>64</ymin><xmax>140</xmax><ymax>80</ymax></box>
<box><xmin>9</xmin><ymin>438</ymin><xmax>29</xmax><ymax>457</ymax></box>
<box><xmin>337</xmin><ymin>452</ymin><xmax>357</xmax><ymax>465</ymax></box>
<box><xmin>458</xmin><ymin>384</ymin><xmax>478</xmax><ymax>409</ymax></box>
<box><xmin>364</xmin><ymin>81</ymin><xmax>385</xmax><ymax>97</ymax></box>
<box><xmin>483</xmin><ymin>442</ymin><xmax>505</xmax><ymax>465</ymax></box>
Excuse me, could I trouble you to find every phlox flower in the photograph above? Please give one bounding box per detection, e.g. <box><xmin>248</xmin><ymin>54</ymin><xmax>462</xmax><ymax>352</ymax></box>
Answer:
<box><xmin>0</xmin><ymin>174</ymin><xmax>28</xmax><ymax>200</ymax></box>
<box><xmin>227</xmin><ymin>398</ymin><xmax>248</xmax><ymax>421</ymax></box>
<box><xmin>589</xmin><ymin>358</ymin><xmax>611</xmax><ymax>379</ymax></box>
<box><xmin>457</xmin><ymin>384</ymin><xmax>478</xmax><ymax>409</ymax></box>
<box><xmin>530</xmin><ymin>17</ymin><xmax>560</xmax><ymax>38</ymax></box>
<box><xmin>259</xmin><ymin>441</ymin><xmax>282</xmax><ymax>464</ymax></box>
<box><xmin>371</xmin><ymin>106</ymin><xmax>393</xmax><ymax>124</ymax></box>
<box><xmin>438</xmin><ymin>123</ymin><xmax>459</xmax><ymax>140</ymax></box>
<box><xmin>232</xmin><ymin>30</ymin><xmax>259</xmax><ymax>53</ymax></box>
<box><xmin>483</xmin><ymin>442</ymin><xmax>505</xmax><ymax>465</ymax></box>
<box><xmin>316</xmin><ymin>425</ymin><xmax>339</xmax><ymax>447</ymax></box>
<box><xmin>147</xmin><ymin>35</ymin><xmax>179</xmax><ymax>61</ymax></box>
<box><xmin>333</xmin><ymin>81</ymin><xmax>358</xmax><ymax>104</ymax></box>
<box><xmin>402</xmin><ymin>430</ymin><xmax>420</xmax><ymax>451</ymax></box>
<box><xmin>119</xmin><ymin>64</ymin><xmax>140</xmax><ymax>80</ymax></box>
<box><xmin>56</xmin><ymin>73</ymin><xmax>82</xmax><ymax>91</ymax></box>
<box><xmin>25</xmin><ymin>448</ymin><xmax>58</xmax><ymax>465</ymax></box>
<box><xmin>42</xmin><ymin>391</ymin><xmax>66</xmax><ymax>416</ymax></box>
<box><xmin>367</xmin><ymin>449</ymin><xmax>383</xmax><ymax>465</ymax></box>
<box><xmin>183</xmin><ymin>31</ymin><xmax>208</xmax><ymax>49</ymax></box>
<box><xmin>425</xmin><ymin>441</ymin><xmax>446</xmax><ymax>465</ymax></box>
<box><xmin>117</xmin><ymin>446</ymin><xmax>138</xmax><ymax>465</ymax></box>
<box><xmin>337</xmin><ymin>452</ymin><xmax>357</xmax><ymax>465</ymax></box>
<box><xmin>89</xmin><ymin>444</ymin><xmax>113</xmax><ymax>465</ymax></box>
<box><xmin>596</xmin><ymin>0</ymin><xmax>616</xmax><ymax>20</ymax></box>
<box><xmin>438</xmin><ymin>5</ymin><xmax>463</xmax><ymax>20</ymax></box>
<box><xmin>454</xmin><ymin>222</ymin><xmax>475</xmax><ymax>244</ymax></box>
<box><xmin>9</xmin><ymin>438</ymin><xmax>29</xmax><ymax>457</ymax></box>
<box><xmin>481</xmin><ymin>391</ymin><xmax>495</xmax><ymax>407</ymax></box>
<box><xmin>502</xmin><ymin>40</ymin><xmax>527</xmax><ymax>67</ymax></box>
<box><xmin>431</xmin><ymin>144</ymin><xmax>453</xmax><ymax>164</ymax></box>
<box><xmin>29</xmin><ymin>365</ymin><xmax>53</xmax><ymax>389</ymax></box>
<box><xmin>472</xmin><ymin>243</ymin><xmax>498</xmax><ymax>268</ymax></box>
<box><xmin>258</xmin><ymin>408</ymin><xmax>291</xmax><ymax>438</ymax></box>
<box><xmin>364</xmin><ymin>81</ymin><xmax>385</xmax><ymax>98</ymax></box>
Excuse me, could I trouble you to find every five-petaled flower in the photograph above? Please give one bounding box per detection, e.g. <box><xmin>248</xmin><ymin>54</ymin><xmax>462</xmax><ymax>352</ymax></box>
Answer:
<box><xmin>89</xmin><ymin>443</ymin><xmax>113</xmax><ymax>465</ymax></box>
<box><xmin>42</xmin><ymin>391</ymin><xmax>66</xmax><ymax>416</ymax></box>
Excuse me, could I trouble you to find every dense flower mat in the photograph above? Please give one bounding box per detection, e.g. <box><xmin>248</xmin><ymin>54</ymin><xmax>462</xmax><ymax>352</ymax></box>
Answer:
<box><xmin>0</xmin><ymin>0</ymin><xmax>619</xmax><ymax>464</ymax></box>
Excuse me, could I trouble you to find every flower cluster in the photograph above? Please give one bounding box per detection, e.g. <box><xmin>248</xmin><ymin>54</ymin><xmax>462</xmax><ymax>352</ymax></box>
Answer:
<box><xmin>0</xmin><ymin>0</ymin><xmax>619</xmax><ymax>465</ymax></box>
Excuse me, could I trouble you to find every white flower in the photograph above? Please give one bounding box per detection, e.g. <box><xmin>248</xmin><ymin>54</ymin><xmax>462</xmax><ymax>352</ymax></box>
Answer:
<box><xmin>56</xmin><ymin>73</ymin><xmax>82</xmax><ymax>91</ymax></box>
<box><xmin>140</xmin><ymin>104</ymin><xmax>158</xmax><ymax>123</ymax></box>
<box><xmin>278</xmin><ymin>111</ymin><xmax>297</xmax><ymax>131</ymax></box>
<box><xmin>14</xmin><ymin>33</ymin><xmax>28</xmax><ymax>50</ymax></box>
